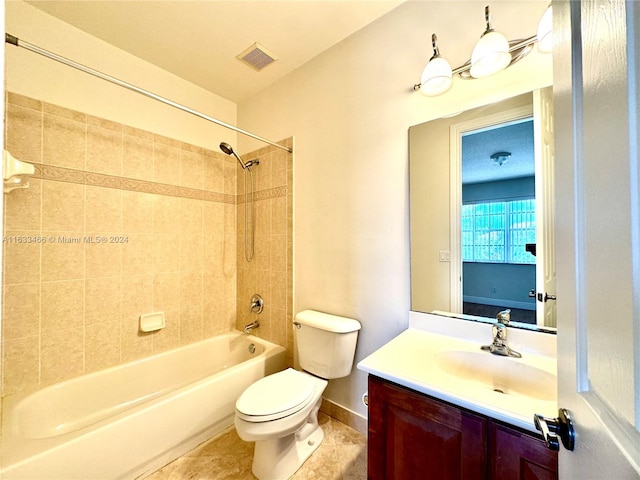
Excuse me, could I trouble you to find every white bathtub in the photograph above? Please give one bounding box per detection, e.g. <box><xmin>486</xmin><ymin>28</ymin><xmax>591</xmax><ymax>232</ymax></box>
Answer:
<box><xmin>0</xmin><ymin>331</ymin><xmax>287</xmax><ymax>479</ymax></box>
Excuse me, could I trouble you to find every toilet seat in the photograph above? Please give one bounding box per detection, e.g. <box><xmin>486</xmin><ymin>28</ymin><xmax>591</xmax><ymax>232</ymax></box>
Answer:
<box><xmin>236</xmin><ymin>368</ymin><xmax>316</xmax><ymax>422</ymax></box>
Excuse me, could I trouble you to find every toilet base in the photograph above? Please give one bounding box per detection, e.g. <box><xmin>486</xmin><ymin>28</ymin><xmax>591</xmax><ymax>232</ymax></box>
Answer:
<box><xmin>251</xmin><ymin>420</ymin><xmax>324</xmax><ymax>480</ymax></box>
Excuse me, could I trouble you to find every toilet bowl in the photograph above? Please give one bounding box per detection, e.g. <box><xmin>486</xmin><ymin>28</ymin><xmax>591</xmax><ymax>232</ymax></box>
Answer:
<box><xmin>234</xmin><ymin>310</ymin><xmax>361</xmax><ymax>480</ymax></box>
<box><xmin>235</xmin><ymin>368</ymin><xmax>328</xmax><ymax>479</ymax></box>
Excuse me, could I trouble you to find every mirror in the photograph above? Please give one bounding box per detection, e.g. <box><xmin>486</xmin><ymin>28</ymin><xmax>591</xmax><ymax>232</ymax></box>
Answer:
<box><xmin>409</xmin><ymin>88</ymin><xmax>556</xmax><ymax>332</ymax></box>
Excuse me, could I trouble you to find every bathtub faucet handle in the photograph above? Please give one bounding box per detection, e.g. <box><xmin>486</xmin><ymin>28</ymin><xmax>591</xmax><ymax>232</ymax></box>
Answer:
<box><xmin>250</xmin><ymin>294</ymin><xmax>264</xmax><ymax>314</ymax></box>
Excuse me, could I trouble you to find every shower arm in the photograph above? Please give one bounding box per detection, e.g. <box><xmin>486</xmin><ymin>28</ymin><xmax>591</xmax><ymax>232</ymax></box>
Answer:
<box><xmin>5</xmin><ymin>33</ymin><xmax>292</xmax><ymax>154</ymax></box>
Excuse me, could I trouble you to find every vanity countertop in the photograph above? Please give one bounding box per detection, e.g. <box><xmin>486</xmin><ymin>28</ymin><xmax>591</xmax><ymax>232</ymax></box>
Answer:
<box><xmin>357</xmin><ymin>313</ymin><xmax>558</xmax><ymax>433</ymax></box>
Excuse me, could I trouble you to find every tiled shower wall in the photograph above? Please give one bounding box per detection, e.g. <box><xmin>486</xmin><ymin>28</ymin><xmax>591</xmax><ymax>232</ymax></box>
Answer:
<box><xmin>1</xmin><ymin>92</ymin><xmax>293</xmax><ymax>397</ymax></box>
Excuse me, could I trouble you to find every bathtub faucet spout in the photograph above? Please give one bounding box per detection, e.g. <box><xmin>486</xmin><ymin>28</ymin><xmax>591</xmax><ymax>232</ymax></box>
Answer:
<box><xmin>244</xmin><ymin>320</ymin><xmax>260</xmax><ymax>334</ymax></box>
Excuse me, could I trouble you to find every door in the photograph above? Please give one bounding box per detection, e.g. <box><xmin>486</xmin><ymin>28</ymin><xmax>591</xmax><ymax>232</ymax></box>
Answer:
<box><xmin>554</xmin><ymin>1</ymin><xmax>640</xmax><ymax>477</ymax></box>
<box><xmin>533</xmin><ymin>87</ymin><xmax>556</xmax><ymax>328</ymax></box>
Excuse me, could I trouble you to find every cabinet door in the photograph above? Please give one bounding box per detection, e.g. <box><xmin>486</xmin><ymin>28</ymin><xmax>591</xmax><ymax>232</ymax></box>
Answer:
<box><xmin>368</xmin><ymin>376</ymin><xmax>487</xmax><ymax>480</ymax></box>
<box><xmin>490</xmin><ymin>421</ymin><xmax>558</xmax><ymax>480</ymax></box>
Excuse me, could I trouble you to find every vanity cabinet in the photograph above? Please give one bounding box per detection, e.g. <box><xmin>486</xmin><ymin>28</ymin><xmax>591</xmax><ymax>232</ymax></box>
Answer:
<box><xmin>367</xmin><ymin>376</ymin><xmax>557</xmax><ymax>480</ymax></box>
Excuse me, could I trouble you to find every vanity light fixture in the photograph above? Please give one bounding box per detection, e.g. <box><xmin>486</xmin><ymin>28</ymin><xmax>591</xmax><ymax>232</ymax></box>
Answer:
<box><xmin>491</xmin><ymin>151</ymin><xmax>511</xmax><ymax>166</ymax></box>
<box><xmin>420</xmin><ymin>34</ymin><xmax>453</xmax><ymax>96</ymax></box>
<box><xmin>415</xmin><ymin>4</ymin><xmax>552</xmax><ymax>96</ymax></box>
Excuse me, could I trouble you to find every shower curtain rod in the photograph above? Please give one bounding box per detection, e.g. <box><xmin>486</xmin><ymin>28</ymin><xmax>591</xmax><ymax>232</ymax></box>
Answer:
<box><xmin>5</xmin><ymin>33</ymin><xmax>293</xmax><ymax>153</ymax></box>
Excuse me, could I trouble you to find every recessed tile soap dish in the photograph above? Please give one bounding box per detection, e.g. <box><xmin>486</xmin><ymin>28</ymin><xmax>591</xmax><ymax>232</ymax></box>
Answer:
<box><xmin>139</xmin><ymin>312</ymin><xmax>166</xmax><ymax>332</ymax></box>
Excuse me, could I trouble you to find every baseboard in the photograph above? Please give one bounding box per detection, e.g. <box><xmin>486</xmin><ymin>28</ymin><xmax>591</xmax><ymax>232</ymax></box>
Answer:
<box><xmin>320</xmin><ymin>398</ymin><xmax>367</xmax><ymax>436</ymax></box>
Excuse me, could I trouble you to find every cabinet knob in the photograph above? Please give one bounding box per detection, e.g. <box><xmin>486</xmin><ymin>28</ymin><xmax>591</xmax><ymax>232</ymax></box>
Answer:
<box><xmin>533</xmin><ymin>408</ymin><xmax>575</xmax><ymax>451</ymax></box>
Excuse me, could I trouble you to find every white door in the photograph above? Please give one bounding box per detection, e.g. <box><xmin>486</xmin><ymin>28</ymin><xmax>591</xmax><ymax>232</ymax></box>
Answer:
<box><xmin>534</xmin><ymin>86</ymin><xmax>557</xmax><ymax>328</ymax></box>
<box><xmin>553</xmin><ymin>1</ymin><xmax>640</xmax><ymax>477</ymax></box>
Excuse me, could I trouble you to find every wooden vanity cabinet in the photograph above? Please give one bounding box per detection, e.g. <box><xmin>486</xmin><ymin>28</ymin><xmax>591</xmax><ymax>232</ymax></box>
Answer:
<box><xmin>367</xmin><ymin>375</ymin><xmax>558</xmax><ymax>480</ymax></box>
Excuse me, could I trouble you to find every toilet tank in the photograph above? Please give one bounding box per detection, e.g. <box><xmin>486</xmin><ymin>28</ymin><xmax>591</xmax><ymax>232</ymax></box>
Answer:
<box><xmin>294</xmin><ymin>310</ymin><xmax>361</xmax><ymax>379</ymax></box>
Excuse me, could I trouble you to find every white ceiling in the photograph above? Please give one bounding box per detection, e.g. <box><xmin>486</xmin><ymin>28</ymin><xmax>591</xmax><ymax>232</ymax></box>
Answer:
<box><xmin>25</xmin><ymin>0</ymin><xmax>405</xmax><ymax>103</ymax></box>
<box><xmin>462</xmin><ymin>119</ymin><xmax>535</xmax><ymax>184</ymax></box>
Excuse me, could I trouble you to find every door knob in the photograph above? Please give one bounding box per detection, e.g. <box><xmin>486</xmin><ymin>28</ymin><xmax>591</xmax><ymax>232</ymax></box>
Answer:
<box><xmin>537</xmin><ymin>292</ymin><xmax>557</xmax><ymax>302</ymax></box>
<box><xmin>533</xmin><ymin>408</ymin><xmax>575</xmax><ymax>451</ymax></box>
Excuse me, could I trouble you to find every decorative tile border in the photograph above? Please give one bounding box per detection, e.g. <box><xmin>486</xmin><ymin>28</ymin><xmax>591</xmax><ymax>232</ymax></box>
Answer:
<box><xmin>32</xmin><ymin>162</ymin><xmax>236</xmax><ymax>204</ymax></box>
<box><xmin>238</xmin><ymin>185</ymin><xmax>288</xmax><ymax>204</ymax></box>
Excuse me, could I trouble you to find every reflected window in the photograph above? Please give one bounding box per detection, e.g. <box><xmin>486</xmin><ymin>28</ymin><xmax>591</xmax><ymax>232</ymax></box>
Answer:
<box><xmin>462</xmin><ymin>199</ymin><xmax>536</xmax><ymax>264</ymax></box>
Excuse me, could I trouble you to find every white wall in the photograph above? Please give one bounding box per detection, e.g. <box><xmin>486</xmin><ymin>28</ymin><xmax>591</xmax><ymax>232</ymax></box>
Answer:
<box><xmin>5</xmin><ymin>1</ymin><xmax>237</xmax><ymax>151</ymax></box>
<box><xmin>238</xmin><ymin>1</ymin><xmax>552</xmax><ymax>416</ymax></box>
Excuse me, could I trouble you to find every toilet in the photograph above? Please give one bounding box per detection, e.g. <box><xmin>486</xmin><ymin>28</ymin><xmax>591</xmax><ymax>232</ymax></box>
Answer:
<box><xmin>234</xmin><ymin>310</ymin><xmax>361</xmax><ymax>480</ymax></box>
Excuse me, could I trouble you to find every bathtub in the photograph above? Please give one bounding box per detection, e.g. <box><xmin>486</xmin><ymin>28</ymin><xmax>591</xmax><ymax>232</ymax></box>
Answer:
<box><xmin>0</xmin><ymin>331</ymin><xmax>287</xmax><ymax>479</ymax></box>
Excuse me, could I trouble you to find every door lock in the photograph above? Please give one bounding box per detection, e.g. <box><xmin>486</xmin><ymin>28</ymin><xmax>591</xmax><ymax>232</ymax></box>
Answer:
<box><xmin>533</xmin><ymin>408</ymin><xmax>576</xmax><ymax>451</ymax></box>
<box><xmin>537</xmin><ymin>292</ymin><xmax>557</xmax><ymax>302</ymax></box>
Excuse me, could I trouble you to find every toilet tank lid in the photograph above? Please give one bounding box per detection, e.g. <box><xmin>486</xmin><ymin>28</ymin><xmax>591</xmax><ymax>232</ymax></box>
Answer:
<box><xmin>294</xmin><ymin>310</ymin><xmax>361</xmax><ymax>333</ymax></box>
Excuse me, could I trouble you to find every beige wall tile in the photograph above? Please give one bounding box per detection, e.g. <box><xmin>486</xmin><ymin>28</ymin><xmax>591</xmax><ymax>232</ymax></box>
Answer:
<box><xmin>122</xmin><ymin>274</ymin><xmax>153</xmax><ymax>320</ymax></box>
<box><xmin>270</xmin><ymin>271</ymin><xmax>287</xmax><ymax>311</ymax></box>
<box><xmin>153</xmin><ymin>143</ymin><xmax>180</xmax><ymax>185</ymax></box>
<box><xmin>255</xmin><ymin>200</ymin><xmax>270</xmax><ymax>236</ymax></box>
<box><xmin>85</xmin><ymin>186</ymin><xmax>122</xmax><ymax>232</ymax></box>
<box><xmin>6</xmin><ymin>104</ymin><xmax>42</xmax><ymax>164</ymax></box>
<box><xmin>84</xmin><ymin>238</ymin><xmax>121</xmax><ymax>279</ymax></box>
<box><xmin>3</xmin><ymin>231</ymin><xmax>41</xmax><ymax>285</ymax></box>
<box><xmin>271</xmin><ymin>196</ymin><xmax>287</xmax><ymax>235</ymax></box>
<box><xmin>180</xmin><ymin>198</ymin><xmax>202</xmax><ymax>234</ymax></box>
<box><xmin>43</xmin><ymin>102</ymin><xmax>86</xmax><ymax>123</ymax></box>
<box><xmin>203</xmin><ymin>153</ymin><xmax>224</xmax><ymax>193</ymax></box>
<box><xmin>224</xmin><ymin>161</ymin><xmax>236</xmax><ymax>195</ymax></box>
<box><xmin>153</xmin><ymin>272</ymin><xmax>180</xmax><ymax>312</ymax></box>
<box><xmin>4</xmin><ymin>178</ymin><xmax>42</xmax><ymax>231</ymax></box>
<box><xmin>8</xmin><ymin>92</ymin><xmax>42</xmax><ymax>110</ymax></box>
<box><xmin>153</xmin><ymin>195</ymin><xmax>181</xmax><ymax>233</ymax></box>
<box><xmin>180</xmin><ymin>149</ymin><xmax>204</xmax><ymax>190</ymax></box>
<box><xmin>86</xmin><ymin>125</ymin><xmax>123</xmax><ymax>175</ymax></box>
<box><xmin>179</xmin><ymin>234</ymin><xmax>203</xmax><ymax>271</ymax></box>
<box><xmin>41</xmin><ymin>328</ymin><xmax>84</xmax><ymax>385</ymax></box>
<box><xmin>270</xmin><ymin>234</ymin><xmax>287</xmax><ymax>272</ymax></box>
<box><xmin>123</xmin><ymin>134</ymin><xmax>154</xmax><ymax>181</ymax></box>
<box><xmin>122</xmin><ymin>191</ymin><xmax>154</xmax><ymax>233</ymax></box>
<box><xmin>153</xmin><ymin>233</ymin><xmax>180</xmax><ymax>273</ymax></box>
<box><xmin>180</xmin><ymin>270</ymin><xmax>203</xmax><ymax>307</ymax></box>
<box><xmin>2</xmin><ymin>283</ymin><xmax>40</xmax><ymax>340</ymax></box>
<box><xmin>85</xmin><ymin>276</ymin><xmax>122</xmax><ymax>325</ymax></box>
<box><xmin>202</xmin><ymin>202</ymin><xmax>224</xmax><ymax>236</ymax></box>
<box><xmin>254</xmin><ymin>156</ymin><xmax>271</xmax><ymax>192</ymax></box>
<box><xmin>85</xmin><ymin>321</ymin><xmax>121</xmax><ymax>372</ymax></box>
<box><xmin>41</xmin><ymin>233</ymin><xmax>85</xmax><ymax>281</ymax></box>
<box><xmin>120</xmin><ymin>316</ymin><xmax>153</xmax><ymax>362</ymax></box>
<box><xmin>122</xmin><ymin>233</ymin><xmax>153</xmax><ymax>276</ymax></box>
<box><xmin>43</xmin><ymin>113</ymin><xmax>86</xmax><ymax>169</ymax></box>
<box><xmin>2</xmin><ymin>336</ymin><xmax>40</xmax><ymax>395</ymax></box>
<box><xmin>180</xmin><ymin>304</ymin><xmax>203</xmax><ymax>345</ymax></box>
<box><xmin>271</xmin><ymin>150</ymin><xmax>288</xmax><ymax>187</ymax></box>
<box><xmin>41</xmin><ymin>280</ymin><xmax>84</xmax><ymax>333</ymax></box>
<box><xmin>152</xmin><ymin>308</ymin><xmax>180</xmax><ymax>352</ymax></box>
<box><xmin>42</xmin><ymin>180</ymin><xmax>85</xmax><ymax>232</ymax></box>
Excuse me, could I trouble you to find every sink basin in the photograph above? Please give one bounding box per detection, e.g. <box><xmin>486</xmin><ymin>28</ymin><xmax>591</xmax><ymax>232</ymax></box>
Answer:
<box><xmin>434</xmin><ymin>350</ymin><xmax>557</xmax><ymax>401</ymax></box>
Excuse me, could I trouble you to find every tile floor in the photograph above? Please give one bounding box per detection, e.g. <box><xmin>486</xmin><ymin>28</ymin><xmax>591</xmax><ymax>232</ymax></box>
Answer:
<box><xmin>146</xmin><ymin>413</ymin><xmax>367</xmax><ymax>480</ymax></box>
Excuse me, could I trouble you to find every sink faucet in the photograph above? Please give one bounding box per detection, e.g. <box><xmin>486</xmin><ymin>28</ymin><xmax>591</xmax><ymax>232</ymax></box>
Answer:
<box><xmin>481</xmin><ymin>309</ymin><xmax>522</xmax><ymax>358</ymax></box>
<box><xmin>244</xmin><ymin>320</ymin><xmax>260</xmax><ymax>334</ymax></box>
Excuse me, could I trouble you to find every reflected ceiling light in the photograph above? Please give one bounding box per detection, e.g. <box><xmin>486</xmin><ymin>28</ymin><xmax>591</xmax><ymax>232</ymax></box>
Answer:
<box><xmin>470</xmin><ymin>6</ymin><xmax>512</xmax><ymax>78</ymax></box>
<box><xmin>420</xmin><ymin>34</ymin><xmax>453</xmax><ymax>96</ymax></box>
<box><xmin>491</xmin><ymin>151</ymin><xmax>511</xmax><ymax>166</ymax></box>
<box><xmin>536</xmin><ymin>4</ymin><xmax>553</xmax><ymax>53</ymax></box>
<box><xmin>412</xmin><ymin>4</ymin><xmax>552</xmax><ymax>96</ymax></box>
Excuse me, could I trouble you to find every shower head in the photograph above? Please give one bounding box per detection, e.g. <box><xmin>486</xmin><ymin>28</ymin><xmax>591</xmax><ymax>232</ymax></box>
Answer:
<box><xmin>219</xmin><ymin>142</ymin><xmax>248</xmax><ymax>169</ymax></box>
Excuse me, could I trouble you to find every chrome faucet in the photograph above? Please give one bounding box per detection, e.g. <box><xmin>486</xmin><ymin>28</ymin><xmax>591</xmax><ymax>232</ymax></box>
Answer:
<box><xmin>244</xmin><ymin>320</ymin><xmax>260</xmax><ymax>334</ymax></box>
<box><xmin>481</xmin><ymin>309</ymin><xmax>522</xmax><ymax>358</ymax></box>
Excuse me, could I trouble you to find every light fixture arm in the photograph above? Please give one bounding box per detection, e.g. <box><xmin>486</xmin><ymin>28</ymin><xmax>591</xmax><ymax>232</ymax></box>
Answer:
<box><xmin>431</xmin><ymin>33</ymin><xmax>441</xmax><ymax>60</ymax></box>
<box><xmin>413</xmin><ymin>34</ymin><xmax>538</xmax><ymax>91</ymax></box>
<box><xmin>483</xmin><ymin>5</ymin><xmax>494</xmax><ymax>34</ymax></box>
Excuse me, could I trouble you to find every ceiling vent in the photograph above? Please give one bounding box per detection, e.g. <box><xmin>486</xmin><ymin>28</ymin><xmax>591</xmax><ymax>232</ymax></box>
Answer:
<box><xmin>236</xmin><ymin>42</ymin><xmax>278</xmax><ymax>71</ymax></box>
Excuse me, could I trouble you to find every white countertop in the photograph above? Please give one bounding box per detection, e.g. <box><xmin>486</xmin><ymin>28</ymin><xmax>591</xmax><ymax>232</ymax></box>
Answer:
<box><xmin>357</xmin><ymin>312</ymin><xmax>558</xmax><ymax>433</ymax></box>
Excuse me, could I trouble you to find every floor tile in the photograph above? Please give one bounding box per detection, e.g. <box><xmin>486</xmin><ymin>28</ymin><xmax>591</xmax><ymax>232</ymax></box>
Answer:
<box><xmin>146</xmin><ymin>413</ymin><xmax>367</xmax><ymax>480</ymax></box>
